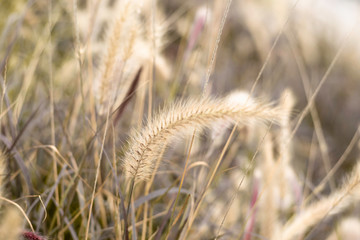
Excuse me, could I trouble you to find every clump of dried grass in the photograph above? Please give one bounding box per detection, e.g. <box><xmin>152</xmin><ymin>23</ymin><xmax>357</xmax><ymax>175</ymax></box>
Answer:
<box><xmin>1</xmin><ymin>0</ymin><xmax>360</xmax><ymax>239</ymax></box>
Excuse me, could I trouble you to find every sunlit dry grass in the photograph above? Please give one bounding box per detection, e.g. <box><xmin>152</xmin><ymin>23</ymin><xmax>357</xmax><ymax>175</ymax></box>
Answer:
<box><xmin>1</xmin><ymin>0</ymin><xmax>360</xmax><ymax>239</ymax></box>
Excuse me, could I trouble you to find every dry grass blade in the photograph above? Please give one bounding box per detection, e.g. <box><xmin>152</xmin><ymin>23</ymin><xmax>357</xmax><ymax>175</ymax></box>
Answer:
<box><xmin>113</xmin><ymin>67</ymin><xmax>142</xmax><ymax>126</ymax></box>
<box><xmin>0</xmin><ymin>196</ymin><xmax>34</xmax><ymax>233</ymax></box>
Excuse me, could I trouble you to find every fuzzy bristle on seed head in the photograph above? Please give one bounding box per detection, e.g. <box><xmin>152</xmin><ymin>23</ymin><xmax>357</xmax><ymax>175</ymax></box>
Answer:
<box><xmin>122</xmin><ymin>96</ymin><xmax>285</xmax><ymax>181</ymax></box>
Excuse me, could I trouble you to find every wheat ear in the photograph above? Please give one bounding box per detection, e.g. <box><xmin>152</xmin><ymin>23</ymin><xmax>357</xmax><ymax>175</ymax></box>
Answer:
<box><xmin>275</xmin><ymin>162</ymin><xmax>360</xmax><ymax>240</ymax></box>
<box><xmin>122</xmin><ymin>97</ymin><xmax>283</xmax><ymax>181</ymax></box>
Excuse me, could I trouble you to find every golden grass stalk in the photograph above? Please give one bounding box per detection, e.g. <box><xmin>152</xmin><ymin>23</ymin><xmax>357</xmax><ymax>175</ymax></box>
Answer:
<box><xmin>259</xmin><ymin>134</ymin><xmax>278</xmax><ymax>239</ymax></box>
<box><xmin>278</xmin><ymin>89</ymin><xmax>295</xmax><ymax>166</ymax></box>
<box><xmin>122</xmin><ymin>96</ymin><xmax>284</xmax><ymax>181</ymax></box>
<box><xmin>277</xmin><ymin>89</ymin><xmax>297</xmax><ymax>207</ymax></box>
<box><xmin>276</xmin><ymin>162</ymin><xmax>360</xmax><ymax>240</ymax></box>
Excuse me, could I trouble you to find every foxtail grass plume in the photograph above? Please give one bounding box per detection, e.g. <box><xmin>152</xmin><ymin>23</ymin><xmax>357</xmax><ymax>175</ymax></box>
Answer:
<box><xmin>94</xmin><ymin>0</ymin><xmax>169</xmax><ymax>115</ymax></box>
<box><xmin>122</xmin><ymin>96</ymin><xmax>284</xmax><ymax>181</ymax></box>
<box><xmin>275</xmin><ymin>162</ymin><xmax>360</xmax><ymax>240</ymax></box>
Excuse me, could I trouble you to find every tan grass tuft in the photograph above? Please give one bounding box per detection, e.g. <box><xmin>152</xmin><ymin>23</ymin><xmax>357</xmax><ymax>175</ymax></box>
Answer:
<box><xmin>94</xmin><ymin>0</ymin><xmax>169</xmax><ymax>115</ymax></box>
<box><xmin>122</xmin><ymin>96</ymin><xmax>284</xmax><ymax>180</ymax></box>
<box><xmin>276</xmin><ymin>162</ymin><xmax>360</xmax><ymax>240</ymax></box>
<box><xmin>96</xmin><ymin>2</ymin><xmax>132</xmax><ymax>114</ymax></box>
<box><xmin>326</xmin><ymin>217</ymin><xmax>360</xmax><ymax>240</ymax></box>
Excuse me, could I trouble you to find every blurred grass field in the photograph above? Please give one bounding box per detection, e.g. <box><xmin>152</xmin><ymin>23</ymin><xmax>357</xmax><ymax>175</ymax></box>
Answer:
<box><xmin>1</xmin><ymin>0</ymin><xmax>360</xmax><ymax>239</ymax></box>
